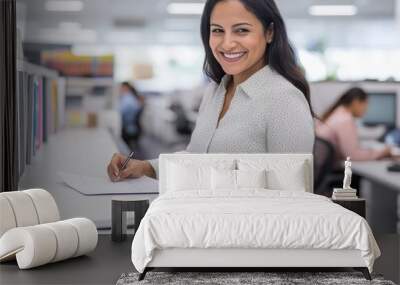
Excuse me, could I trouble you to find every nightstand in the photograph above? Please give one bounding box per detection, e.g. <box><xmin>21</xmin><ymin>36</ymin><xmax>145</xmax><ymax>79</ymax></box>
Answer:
<box><xmin>331</xmin><ymin>198</ymin><xmax>366</xmax><ymax>218</ymax></box>
<box><xmin>111</xmin><ymin>199</ymin><xmax>149</xmax><ymax>242</ymax></box>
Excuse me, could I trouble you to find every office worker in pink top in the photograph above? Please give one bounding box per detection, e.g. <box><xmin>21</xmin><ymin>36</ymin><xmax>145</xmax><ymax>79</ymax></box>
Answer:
<box><xmin>316</xmin><ymin>87</ymin><xmax>392</xmax><ymax>161</ymax></box>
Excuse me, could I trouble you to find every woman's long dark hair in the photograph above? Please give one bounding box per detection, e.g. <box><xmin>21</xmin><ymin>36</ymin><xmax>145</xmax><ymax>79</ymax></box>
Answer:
<box><xmin>200</xmin><ymin>0</ymin><xmax>312</xmax><ymax>112</ymax></box>
<box><xmin>321</xmin><ymin>87</ymin><xmax>368</xmax><ymax>122</ymax></box>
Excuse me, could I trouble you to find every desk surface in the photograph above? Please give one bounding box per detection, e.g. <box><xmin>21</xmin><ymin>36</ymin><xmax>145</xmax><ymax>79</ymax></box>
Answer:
<box><xmin>352</xmin><ymin>160</ymin><xmax>400</xmax><ymax>192</ymax></box>
<box><xmin>18</xmin><ymin>128</ymin><xmax>158</xmax><ymax>228</ymax></box>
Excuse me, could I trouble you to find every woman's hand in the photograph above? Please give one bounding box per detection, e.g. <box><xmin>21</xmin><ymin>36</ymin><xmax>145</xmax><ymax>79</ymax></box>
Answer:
<box><xmin>107</xmin><ymin>153</ymin><xmax>149</xmax><ymax>182</ymax></box>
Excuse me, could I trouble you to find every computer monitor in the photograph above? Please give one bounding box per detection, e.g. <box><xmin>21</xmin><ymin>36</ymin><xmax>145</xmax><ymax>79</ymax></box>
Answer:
<box><xmin>361</xmin><ymin>92</ymin><xmax>397</xmax><ymax>128</ymax></box>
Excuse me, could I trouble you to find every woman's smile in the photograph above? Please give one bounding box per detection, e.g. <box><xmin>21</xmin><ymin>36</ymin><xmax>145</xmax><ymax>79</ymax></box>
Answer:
<box><xmin>219</xmin><ymin>51</ymin><xmax>247</xmax><ymax>63</ymax></box>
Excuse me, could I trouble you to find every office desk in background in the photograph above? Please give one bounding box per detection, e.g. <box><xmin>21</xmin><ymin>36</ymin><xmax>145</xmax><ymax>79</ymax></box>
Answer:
<box><xmin>18</xmin><ymin>128</ymin><xmax>158</xmax><ymax>229</ymax></box>
<box><xmin>352</xmin><ymin>160</ymin><xmax>400</xmax><ymax>234</ymax></box>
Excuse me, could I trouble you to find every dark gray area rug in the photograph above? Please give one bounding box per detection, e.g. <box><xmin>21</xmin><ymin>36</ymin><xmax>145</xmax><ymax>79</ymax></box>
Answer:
<box><xmin>116</xmin><ymin>272</ymin><xmax>396</xmax><ymax>285</ymax></box>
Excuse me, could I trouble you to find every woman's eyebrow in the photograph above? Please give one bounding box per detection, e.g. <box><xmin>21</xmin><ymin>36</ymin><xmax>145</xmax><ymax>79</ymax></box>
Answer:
<box><xmin>232</xmin><ymin>23</ymin><xmax>252</xmax><ymax>27</ymax></box>
<box><xmin>210</xmin><ymin>22</ymin><xmax>253</xmax><ymax>28</ymax></box>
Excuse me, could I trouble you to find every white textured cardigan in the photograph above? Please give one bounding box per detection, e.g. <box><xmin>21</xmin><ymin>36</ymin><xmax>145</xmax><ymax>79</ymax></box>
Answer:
<box><xmin>149</xmin><ymin>65</ymin><xmax>315</xmax><ymax>178</ymax></box>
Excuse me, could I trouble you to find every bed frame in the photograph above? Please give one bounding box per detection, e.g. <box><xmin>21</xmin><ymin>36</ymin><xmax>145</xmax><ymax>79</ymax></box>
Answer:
<box><xmin>137</xmin><ymin>154</ymin><xmax>372</xmax><ymax>281</ymax></box>
<box><xmin>139</xmin><ymin>248</ymin><xmax>371</xmax><ymax>280</ymax></box>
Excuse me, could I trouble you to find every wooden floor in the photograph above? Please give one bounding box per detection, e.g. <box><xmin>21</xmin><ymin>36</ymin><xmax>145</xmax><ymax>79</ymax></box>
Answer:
<box><xmin>0</xmin><ymin>234</ymin><xmax>399</xmax><ymax>285</ymax></box>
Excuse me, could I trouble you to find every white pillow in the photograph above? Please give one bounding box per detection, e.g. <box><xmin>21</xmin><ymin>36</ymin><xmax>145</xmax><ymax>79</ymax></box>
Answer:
<box><xmin>238</xmin><ymin>159</ymin><xmax>307</xmax><ymax>191</ymax></box>
<box><xmin>236</xmin><ymin>169</ymin><xmax>267</xmax><ymax>189</ymax></box>
<box><xmin>211</xmin><ymin>168</ymin><xmax>236</xmax><ymax>190</ymax></box>
<box><xmin>268</xmin><ymin>168</ymin><xmax>306</xmax><ymax>191</ymax></box>
<box><xmin>167</xmin><ymin>162</ymin><xmax>210</xmax><ymax>191</ymax></box>
<box><xmin>166</xmin><ymin>159</ymin><xmax>235</xmax><ymax>192</ymax></box>
<box><xmin>211</xmin><ymin>168</ymin><xmax>268</xmax><ymax>190</ymax></box>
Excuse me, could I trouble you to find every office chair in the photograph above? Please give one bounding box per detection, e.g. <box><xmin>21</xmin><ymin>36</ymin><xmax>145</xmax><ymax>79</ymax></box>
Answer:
<box><xmin>313</xmin><ymin>136</ymin><xmax>336</xmax><ymax>196</ymax></box>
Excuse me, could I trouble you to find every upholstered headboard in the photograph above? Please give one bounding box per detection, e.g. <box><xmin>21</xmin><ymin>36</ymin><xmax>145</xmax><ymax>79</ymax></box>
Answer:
<box><xmin>159</xmin><ymin>153</ymin><xmax>313</xmax><ymax>194</ymax></box>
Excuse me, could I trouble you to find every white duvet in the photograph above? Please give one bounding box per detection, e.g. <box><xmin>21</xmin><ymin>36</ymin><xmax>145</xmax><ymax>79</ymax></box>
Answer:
<box><xmin>131</xmin><ymin>190</ymin><xmax>380</xmax><ymax>273</ymax></box>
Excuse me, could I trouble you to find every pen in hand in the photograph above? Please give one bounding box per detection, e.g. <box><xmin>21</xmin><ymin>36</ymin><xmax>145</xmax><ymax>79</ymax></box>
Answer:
<box><xmin>117</xmin><ymin>151</ymin><xmax>135</xmax><ymax>178</ymax></box>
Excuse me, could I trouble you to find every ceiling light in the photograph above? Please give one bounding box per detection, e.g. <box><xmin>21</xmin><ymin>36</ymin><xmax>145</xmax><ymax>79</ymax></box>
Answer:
<box><xmin>309</xmin><ymin>5</ymin><xmax>358</xmax><ymax>16</ymax></box>
<box><xmin>45</xmin><ymin>1</ymin><xmax>84</xmax><ymax>12</ymax></box>
<box><xmin>167</xmin><ymin>3</ymin><xmax>205</xmax><ymax>15</ymax></box>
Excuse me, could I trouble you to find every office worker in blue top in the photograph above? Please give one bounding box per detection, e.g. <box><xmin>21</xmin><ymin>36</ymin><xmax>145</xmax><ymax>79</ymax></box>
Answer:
<box><xmin>107</xmin><ymin>0</ymin><xmax>315</xmax><ymax>181</ymax></box>
<box><xmin>119</xmin><ymin>82</ymin><xmax>144</xmax><ymax>146</ymax></box>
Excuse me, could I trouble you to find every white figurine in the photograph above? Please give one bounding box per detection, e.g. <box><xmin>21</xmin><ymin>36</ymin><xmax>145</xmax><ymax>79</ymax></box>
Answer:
<box><xmin>343</xmin><ymin>157</ymin><xmax>353</xmax><ymax>189</ymax></box>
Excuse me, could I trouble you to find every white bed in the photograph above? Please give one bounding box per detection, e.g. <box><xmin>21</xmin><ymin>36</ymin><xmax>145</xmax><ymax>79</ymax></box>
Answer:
<box><xmin>131</xmin><ymin>154</ymin><xmax>380</xmax><ymax>280</ymax></box>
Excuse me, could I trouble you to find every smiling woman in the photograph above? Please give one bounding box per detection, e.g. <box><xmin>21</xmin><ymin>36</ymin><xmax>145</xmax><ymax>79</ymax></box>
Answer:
<box><xmin>107</xmin><ymin>0</ymin><xmax>315</xmax><ymax>181</ymax></box>
<box><xmin>208</xmin><ymin>0</ymin><xmax>273</xmax><ymax>85</ymax></box>
<box><xmin>201</xmin><ymin>0</ymin><xmax>311</xmax><ymax>105</ymax></box>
